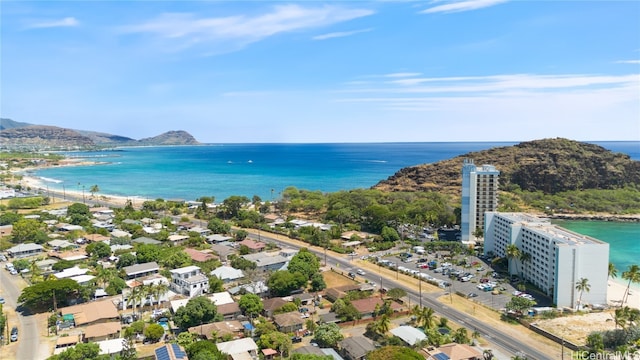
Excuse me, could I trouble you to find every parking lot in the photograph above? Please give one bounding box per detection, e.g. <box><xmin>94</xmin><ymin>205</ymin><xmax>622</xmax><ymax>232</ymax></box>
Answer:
<box><xmin>371</xmin><ymin>250</ymin><xmax>552</xmax><ymax>310</ymax></box>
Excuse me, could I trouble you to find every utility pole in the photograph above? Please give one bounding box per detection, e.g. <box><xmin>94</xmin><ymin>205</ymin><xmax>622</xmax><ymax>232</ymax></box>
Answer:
<box><xmin>419</xmin><ymin>278</ymin><xmax>422</xmax><ymax>308</ymax></box>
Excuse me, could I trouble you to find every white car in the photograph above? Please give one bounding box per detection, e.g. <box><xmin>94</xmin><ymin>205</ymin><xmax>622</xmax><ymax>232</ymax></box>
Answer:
<box><xmin>356</xmin><ymin>269</ymin><xmax>366</xmax><ymax>276</ymax></box>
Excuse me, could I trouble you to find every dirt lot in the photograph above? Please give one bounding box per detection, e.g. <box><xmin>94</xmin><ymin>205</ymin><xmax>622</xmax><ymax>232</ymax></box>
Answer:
<box><xmin>534</xmin><ymin>311</ymin><xmax>617</xmax><ymax>345</ymax></box>
<box><xmin>323</xmin><ymin>270</ymin><xmax>358</xmax><ymax>289</ymax></box>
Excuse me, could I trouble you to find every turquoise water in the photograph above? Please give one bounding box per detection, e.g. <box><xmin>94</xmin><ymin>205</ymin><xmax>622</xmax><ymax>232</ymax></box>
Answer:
<box><xmin>553</xmin><ymin>220</ymin><xmax>640</xmax><ymax>288</ymax></box>
<box><xmin>31</xmin><ymin>141</ymin><xmax>639</xmax><ymax>202</ymax></box>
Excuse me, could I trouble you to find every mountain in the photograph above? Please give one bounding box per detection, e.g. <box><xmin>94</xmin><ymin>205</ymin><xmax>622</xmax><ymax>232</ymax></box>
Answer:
<box><xmin>137</xmin><ymin>130</ymin><xmax>199</xmax><ymax>146</ymax></box>
<box><xmin>0</xmin><ymin>118</ymin><xmax>31</xmax><ymax>130</ymax></box>
<box><xmin>373</xmin><ymin>138</ymin><xmax>640</xmax><ymax>195</ymax></box>
<box><xmin>0</xmin><ymin>119</ymin><xmax>200</xmax><ymax>149</ymax></box>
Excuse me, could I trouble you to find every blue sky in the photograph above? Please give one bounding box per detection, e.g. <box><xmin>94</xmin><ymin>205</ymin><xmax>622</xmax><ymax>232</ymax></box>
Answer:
<box><xmin>2</xmin><ymin>1</ymin><xmax>639</xmax><ymax>143</ymax></box>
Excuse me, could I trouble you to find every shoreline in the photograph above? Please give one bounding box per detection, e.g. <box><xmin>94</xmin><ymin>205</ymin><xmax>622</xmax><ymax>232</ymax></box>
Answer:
<box><xmin>14</xmin><ymin>159</ymin><xmax>640</xmax><ymax>222</ymax></box>
<box><xmin>608</xmin><ymin>279</ymin><xmax>640</xmax><ymax>309</ymax></box>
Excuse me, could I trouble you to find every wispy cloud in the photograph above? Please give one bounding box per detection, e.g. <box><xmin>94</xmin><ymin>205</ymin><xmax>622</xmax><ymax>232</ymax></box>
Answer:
<box><xmin>421</xmin><ymin>0</ymin><xmax>508</xmax><ymax>14</ymax></box>
<box><xmin>120</xmin><ymin>5</ymin><xmax>374</xmax><ymax>52</ymax></box>
<box><xmin>384</xmin><ymin>72</ymin><xmax>423</xmax><ymax>78</ymax></box>
<box><xmin>313</xmin><ymin>28</ymin><xmax>372</xmax><ymax>41</ymax></box>
<box><xmin>25</xmin><ymin>17</ymin><xmax>79</xmax><ymax>29</ymax></box>
<box><xmin>615</xmin><ymin>60</ymin><xmax>640</xmax><ymax>64</ymax></box>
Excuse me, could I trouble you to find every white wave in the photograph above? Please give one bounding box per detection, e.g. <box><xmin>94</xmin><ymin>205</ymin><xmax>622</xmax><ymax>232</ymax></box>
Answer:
<box><xmin>39</xmin><ymin>176</ymin><xmax>63</xmax><ymax>183</ymax></box>
<box><xmin>364</xmin><ymin>160</ymin><xmax>388</xmax><ymax>163</ymax></box>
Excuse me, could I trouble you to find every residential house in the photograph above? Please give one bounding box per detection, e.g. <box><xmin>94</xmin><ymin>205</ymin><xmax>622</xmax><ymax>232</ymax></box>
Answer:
<box><xmin>132</xmin><ymin>237</ymin><xmax>162</xmax><ymax>246</ymax></box>
<box><xmin>54</xmin><ymin>335</ymin><xmax>81</xmax><ymax>355</ymax></box>
<box><xmin>35</xmin><ymin>259</ymin><xmax>58</xmax><ymax>273</ymax></box>
<box><xmin>0</xmin><ymin>225</ymin><xmax>12</xmax><ymax>237</ymax></box>
<box><xmin>423</xmin><ymin>343</ymin><xmax>483</xmax><ymax>360</ymax></box>
<box><xmin>123</xmin><ymin>262</ymin><xmax>160</xmax><ymax>280</ymax></box>
<box><xmin>155</xmin><ymin>344</ymin><xmax>189</xmax><ymax>360</ymax></box>
<box><xmin>210</xmin><ymin>266</ymin><xmax>244</xmax><ymax>283</ymax></box>
<box><xmin>294</xmin><ymin>346</ymin><xmax>326</xmax><ymax>356</ymax></box>
<box><xmin>340</xmin><ymin>231</ymin><xmax>374</xmax><ymax>242</ymax></box>
<box><xmin>324</xmin><ymin>284</ymin><xmax>361</xmax><ymax>302</ymax></box>
<box><xmin>84</xmin><ymin>234</ymin><xmax>111</xmax><ymax>243</ymax></box>
<box><xmin>168</xmin><ymin>234</ymin><xmax>189</xmax><ymax>245</ymax></box>
<box><xmin>54</xmin><ymin>266</ymin><xmax>90</xmax><ymax>279</ymax></box>
<box><xmin>184</xmin><ymin>248</ymin><xmax>216</xmax><ymax>263</ymax></box>
<box><xmin>7</xmin><ymin>243</ymin><xmax>44</xmax><ymax>258</ymax></box>
<box><xmin>228</xmin><ymin>281</ymin><xmax>269</xmax><ymax>297</ymax></box>
<box><xmin>273</xmin><ymin>311</ymin><xmax>305</xmax><ymax>333</ymax></box>
<box><xmin>238</xmin><ymin>239</ymin><xmax>266</xmax><ymax>253</ymax></box>
<box><xmin>83</xmin><ymin>321</ymin><xmax>122</xmax><ymax>342</ymax></box>
<box><xmin>262</xmin><ymin>298</ymin><xmax>288</xmax><ymax>318</ymax></box>
<box><xmin>218</xmin><ymin>302</ymin><xmax>242</xmax><ymax>320</ymax></box>
<box><xmin>350</xmin><ymin>297</ymin><xmax>403</xmax><ymax>319</ymax></box>
<box><xmin>206</xmin><ymin>234</ymin><xmax>234</xmax><ymax>244</ymax></box>
<box><xmin>291</xmin><ymin>293</ymin><xmax>314</xmax><ymax>306</ymax></box>
<box><xmin>216</xmin><ymin>337</ymin><xmax>258</xmax><ymax>360</ymax></box>
<box><xmin>96</xmin><ymin>338</ymin><xmax>126</xmax><ymax>357</ymax></box>
<box><xmin>189</xmin><ymin>226</ymin><xmax>211</xmax><ymax>236</ymax></box>
<box><xmin>60</xmin><ymin>300</ymin><xmax>120</xmax><ymax>327</ymax></box>
<box><xmin>262</xmin><ymin>349</ymin><xmax>278</xmax><ymax>360</ymax></box>
<box><xmin>122</xmin><ymin>275</ymin><xmax>170</xmax><ymax>310</ymax></box>
<box><xmin>188</xmin><ymin>320</ymin><xmax>244</xmax><ymax>340</ymax></box>
<box><xmin>210</xmin><ymin>244</ymin><xmax>235</xmax><ymax>262</ymax></box>
<box><xmin>47</xmin><ymin>239</ymin><xmax>77</xmax><ymax>250</ymax></box>
<box><xmin>70</xmin><ymin>274</ymin><xmax>96</xmax><ymax>286</ymax></box>
<box><xmin>389</xmin><ymin>326</ymin><xmax>427</xmax><ymax>346</ymax></box>
<box><xmin>242</xmin><ymin>252</ymin><xmax>287</xmax><ymax>272</ymax></box>
<box><xmin>110</xmin><ymin>229</ymin><xmax>132</xmax><ymax>238</ymax></box>
<box><xmin>170</xmin><ymin>266</ymin><xmax>209</xmax><ymax>298</ymax></box>
<box><xmin>338</xmin><ymin>336</ymin><xmax>376</xmax><ymax>360</ymax></box>
<box><xmin>279</xmin><ymin>248</ymin><xmax>299</xmax><ymax>260</ymax></box>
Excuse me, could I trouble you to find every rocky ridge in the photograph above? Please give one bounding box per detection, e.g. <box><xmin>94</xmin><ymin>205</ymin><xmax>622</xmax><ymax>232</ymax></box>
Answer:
<box><xmin>373</xmin><ymin>138</ymin><xmax>640</xmax><ymax>196</ymax></box>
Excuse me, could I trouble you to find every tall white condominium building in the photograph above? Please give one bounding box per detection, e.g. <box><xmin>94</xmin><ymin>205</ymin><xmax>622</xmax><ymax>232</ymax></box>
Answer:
<box><xmin>461</xmin><ymin>159</ymin><xmax>500</xmax><ymax>242</ymax></box>
<box><xmin>484</xmin><ymin>212</ymin><xmax>608</xmax><ymax>308</ymax></box>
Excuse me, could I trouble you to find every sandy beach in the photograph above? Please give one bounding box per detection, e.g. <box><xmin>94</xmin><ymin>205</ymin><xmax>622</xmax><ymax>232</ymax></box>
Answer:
<box><xmin>607</xmin><ymin>279</ymin><xmax>640</xmax><ymax>310</ymax></box>
<box><xmin>17</xmin><ymin>172</ymin><xmax>140</xmax><ymax>208</ymax></box>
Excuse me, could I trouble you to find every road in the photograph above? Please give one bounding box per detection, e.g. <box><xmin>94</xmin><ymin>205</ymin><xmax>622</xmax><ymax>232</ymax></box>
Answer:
<box><xmin>0</xmin><ymin>268</ymin><xmax>41</xmax><ymax>360</ymax></box>
<box><xmin>248</xmin><ymin>232</ymin><xmax>553</xmax><ymax>360</ymax></box>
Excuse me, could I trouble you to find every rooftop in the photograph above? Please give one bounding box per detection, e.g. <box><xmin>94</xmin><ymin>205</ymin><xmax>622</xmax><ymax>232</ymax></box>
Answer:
<box><xmin>170</xmin><ymin>265</ymin><xmax>201</xmax><ymax>275</ymax></box>
<box><xmin>123</xmin><ymin>262</ymin><xmax>160</xmax><ymax>276</ymax></box>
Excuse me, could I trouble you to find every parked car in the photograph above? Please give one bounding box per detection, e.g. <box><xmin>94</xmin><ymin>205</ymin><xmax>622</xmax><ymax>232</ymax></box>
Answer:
<box><xmin>356</xmin><ymin>269</ymin><xmax>366</xmax><ymax>276</ymax></box>
<box><xmin>0</xmin><ymin>297</ymin><xmax>5</xmax><ymax>304</ymax></box>
<box><xmin>291</xmin><ymin>336</ymin><xmax>302</xmax><ymax>343</ymax></box>
<box><xmin>10</xmin><ymin>326</ymin><xmax>18</xmax><ymax>342</ymax></box>
<box><xmin>467</xmin><ymin>293</ymin><xmax>479</xmax><ymax>298</ymax></box>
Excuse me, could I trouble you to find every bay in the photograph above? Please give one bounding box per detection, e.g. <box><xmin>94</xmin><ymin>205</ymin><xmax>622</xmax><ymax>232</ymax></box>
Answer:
<box><xmin>552</xmin><ymin>220</ymin><xmax>640</xmax><ymax>289</ymax></box>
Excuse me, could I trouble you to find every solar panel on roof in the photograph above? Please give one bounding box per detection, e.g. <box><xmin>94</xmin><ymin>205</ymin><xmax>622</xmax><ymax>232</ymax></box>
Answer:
<box><xmin>433</xmin><ymin>353</ymin><xmax>450</xmax><ymax>360</ymax></box>
<box><xmin>155</xmin><ymin>346</ymin><xmax>170</xmax><ymax>360</ymax></box>
<box><xmin>172</xmin><ymin>343</ymin><xmax>186</xmax><ymax>358</ymax></box>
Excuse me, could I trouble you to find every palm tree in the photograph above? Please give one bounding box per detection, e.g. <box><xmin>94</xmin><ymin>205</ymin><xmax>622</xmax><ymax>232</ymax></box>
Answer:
<box><xmin>453</xmin><ymin>327</ymin><xmax>469</xmax><ymax>344</ymax></box>
<box><xmin>376</xmin><ymin>315</ymin><xmax>390</xmax><ymax>336</ymax></box>
<box><xmin>621</xmin><ymin>264</ymin><xmax>640</xmax><ymax>306</ymax></box>
<box><xmin>94</xmin><ymin>265</ymin><xmax>115</xmax><ymax>289</ymax></box>
<box><xmin>519</xmin><ymin>252</ymin><xmax>531</xmax><ymax>280</ymax></box>
<box><xmin>483</xmin><ymin>349</ymin><xmax>495</xmax><ymax>360</ymax></box>
<box><xmin>417</xmin><ymin>307</ymin><xmax>436</xmax><ymax>330</ymax></box>
<box><xmin>128</xmin><ymin>285</ymin><xmax>145</xmax><ymax>317</ymax></box>
<box><xmin>575</xmin><ymin>278</ymin><xmax>590</xmax><ymax>310</ymax></box>
<box><xmin>151</xmin><ymin>282</ymin><xmax>170</xmax><ymax>310</ymax></box>
<box><xmin>471</xmin><ymin>330</ymin><xmax>481</xmax><ymax>345</ymax></box>
<box><xmin>89</xmin><ymin>185</ymin><xmax>100</xmax><ymax>198</ymax></box>
<box><xmin>505</xmin><ymin>244</ymin><xmax>521</xmax><ymax>278</ymax></box>
<box><xmin>608</xmin><ymin>262</ymin><xmax>618</xmax><ymax>280</ymax></box>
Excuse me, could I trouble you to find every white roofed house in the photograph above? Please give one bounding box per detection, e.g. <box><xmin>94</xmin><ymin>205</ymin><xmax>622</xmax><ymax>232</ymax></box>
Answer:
<box><xmin>211</xmin><ymin>266</ymin><xmax>245</xmax><ymax>283</ymax></box>
<box><xmin>123</xmin><ymin>262</ymin><xmax>160</xmax><ymax>280</ymax></box>
<box><xmin>170</xmin><ymin>266</ymin><xmax>209</xmax><ymax>298</ymax></box>
<box><xmin>7</xmin><ymin>243</ymin><xmax>44</xmax><ymax>258</ymax></box>
<box><xmin>242</xmin><ymin>252</ymin><xmax>288</xmax><ymax>272</ymax></box>
<box><xmin>168</xmin><ymin>234</ymin><xmax>189</xmax><ymax>245</ymax></box>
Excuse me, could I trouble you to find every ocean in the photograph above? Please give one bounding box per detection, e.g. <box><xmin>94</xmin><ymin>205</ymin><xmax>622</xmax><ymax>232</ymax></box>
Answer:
<box><xmin>29</xmin><ymin>141</ymin><xmax>640</xmax><ymax>272</ymax></box>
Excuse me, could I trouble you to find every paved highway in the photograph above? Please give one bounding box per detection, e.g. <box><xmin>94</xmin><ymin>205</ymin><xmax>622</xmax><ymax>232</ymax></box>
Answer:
<box><xmin>249</xmin><ymin>232</ymin><xmax>553</xmax><ymax>360</ymax></box>
<box><xmin>0</xmin><ymin>268</ymin><xmax>41</xmax><ymax>360</ymax></box>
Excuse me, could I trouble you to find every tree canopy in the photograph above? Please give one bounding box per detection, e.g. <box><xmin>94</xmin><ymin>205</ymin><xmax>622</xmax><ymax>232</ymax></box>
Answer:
<box><xmin>174</xmin><ymin>296</ymin><xmax>221</xmax><ymax>330</ymax></box>
<box><xmin>267</xmin><ymin>270</ymin><xmax>307</xmax><ymax>297</ymax></box>
<box><xmin>288</xmin><ymin>248</ymin><xmax>320</xmax><ymax>280</ymax></box>
<box><xmin>238</xmin><ymin>293</ymin><xmax>263</xmax><ymax>317</ymax></box>
<box><xmin>313</xmin><ymin>323</ymin><xmax>344</xmax><ymax>347</ymax></box>
<box><xmin>367</xmin><ymin>346</ymin><xmax>424</xmax><ymax>360</ymax></box>
<box><xmin>19</xmin><ymin>279</ymin><xmax>81</xmax><ymax>310</ymax></box>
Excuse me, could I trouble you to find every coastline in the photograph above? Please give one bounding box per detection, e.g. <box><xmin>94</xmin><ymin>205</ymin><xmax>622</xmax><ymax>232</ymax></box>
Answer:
<box><xmin>608</xmin><ymin>279</ymin><xmax>640</xmax><ymax>310</ymax></box>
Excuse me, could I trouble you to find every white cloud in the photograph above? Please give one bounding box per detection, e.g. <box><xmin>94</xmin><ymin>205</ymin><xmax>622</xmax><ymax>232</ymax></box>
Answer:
<box><xmin>421</xmin><ymin>0</ymin><xmax>508</xmax><ymax>14</ymax></box>
<box><xmin>615</xmin><ymin>60</ymin><xmax>640</xmax><ymax>64</ymax></box>
<box><xmin>313</xmin><ymin>28</ymin><xmax>372</xmax><ymax>40</ymax></box>
<box><xmin>384</xmin><ymin>72</ymin><xmax>423</xmax><ymax>78</ymax></box>
<box><xmin>120</xmin><ymin>4</ymin><xmax>374</xmax><ymax>51</ymax></box>
<box><xmin>25</xmin><ymin>17</ymin><xmax>79</xmax><ymax>29</ymax></box>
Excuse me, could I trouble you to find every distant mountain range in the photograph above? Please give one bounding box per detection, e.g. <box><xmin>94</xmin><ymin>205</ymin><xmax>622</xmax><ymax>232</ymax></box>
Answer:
<box><xmin>0</xmin><ymin>118</ymin><xmax>200</xmax><ymax>150</ymax></box>
<box><xmin>374</xmin><ymin>138</ymin><xmax>640</xmax><ymax>195</ymax></box>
